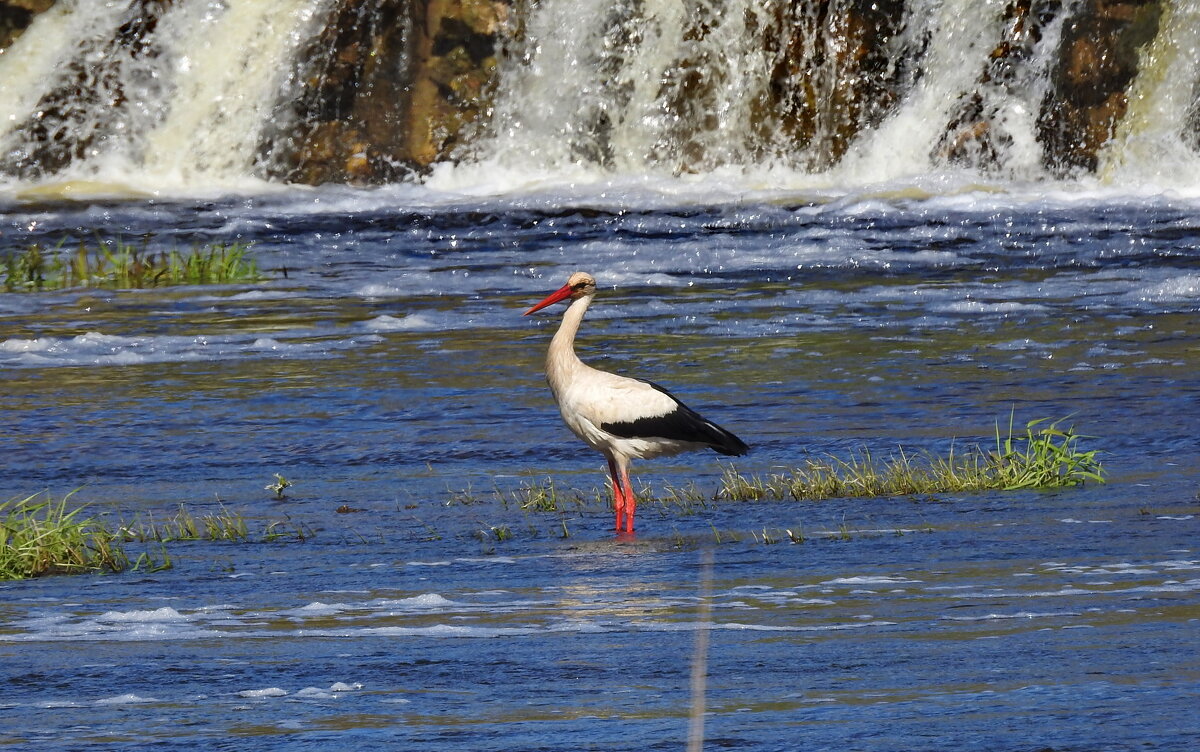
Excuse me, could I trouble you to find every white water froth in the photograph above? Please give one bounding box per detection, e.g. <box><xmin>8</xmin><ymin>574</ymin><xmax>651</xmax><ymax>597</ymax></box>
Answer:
<box><xmin>94</xmin><ymin>693</ymin><xmax>161</xmax><ymax>706</ymax></box>
<box><xmin>9</xmin><ymin>557</ymin><xmax>1198</xmax><ymax>645</ymax></box>
<box><xmin>238</xmin><ymin>687</ymin><xmax>288</xmax><ymax>698</ymax></box>
<box><xmin>363</xmin><ymin>313</ymin><xmax>439</xmax><ymax>332</ymax></box>
<box><xmin>96</xmin><ymin>606</ymin><xmax>188</xmax><ymax>623</ymax></box>
<box><xmin>0</xmin><ymin>328</ymin><xmax>384</xmax><ymax>368</ymax></box>
<box><xmin>1127</xmin><ymin>273</ymin><xmax>1200</xmax><ymax>303</ymax></box>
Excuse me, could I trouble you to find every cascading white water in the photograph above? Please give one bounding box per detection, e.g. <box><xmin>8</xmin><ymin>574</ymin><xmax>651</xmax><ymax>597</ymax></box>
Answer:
<box><xmin>0</xmin><ymin>2</ymin><xmax>130</xmax><ymax>137</ymax></box>
<box><xmin>2</xmin><ymin>0</ymin><xmax>1200</xmax><ymax>194</ymax></box>
<box><xmin>140</xmin><ymin>0</ymin><xmax>330</xmax><ymax>185</ymax></box>
<box><xmin>0</xmin><ymin>0</ymin><xmax>329</xmax><ymax>192</ymax></box>
<box><xmin>475</xmin><ymin>0</ymin><xmax>813</xmax><ymax>175</ymax></box>
<box><xmin>835</xmin><ymin>0</ymin><xmax>1012</xmax><ymax>182</ymax></box>
<box><xmin>456</xmin><ymin>0</ymin><xmax>1074</xmax><ymax>187</ymax></box>
<box><xmin>0</xmin><ymin>0</ymin><xmax>167</xmax><ymax>181</ymax></box>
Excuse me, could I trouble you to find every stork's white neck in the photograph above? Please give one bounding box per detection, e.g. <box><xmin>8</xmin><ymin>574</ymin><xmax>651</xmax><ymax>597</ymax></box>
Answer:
<box><xmin>545</xmin><ymin>293</ymin><xmax>593</xmax><ymax>397</ymax></box>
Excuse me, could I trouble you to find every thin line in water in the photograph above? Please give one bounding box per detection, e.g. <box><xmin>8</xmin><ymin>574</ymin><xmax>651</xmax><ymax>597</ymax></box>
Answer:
<box><xmin>687</xmin><ymin>547</ymin><xmax>713</xmax><ymax>752</ymax></box>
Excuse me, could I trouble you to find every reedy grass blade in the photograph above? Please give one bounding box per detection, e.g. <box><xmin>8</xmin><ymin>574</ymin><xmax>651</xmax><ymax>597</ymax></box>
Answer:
<box><xmin>2</xmin><ymin>237</ymin><xmax>263</xmax><ymax>291</ymax></box>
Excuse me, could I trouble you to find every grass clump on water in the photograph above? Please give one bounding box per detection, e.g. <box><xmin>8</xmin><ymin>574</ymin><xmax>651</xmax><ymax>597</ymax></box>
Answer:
<box><xmin>718</xmin><ymin>415</ymin><xmax>1105</xmax><ymax>502</ymax></box>
<box><xmin>2</xmin><ymin>491</ymin><xmax>316</xmax><ymax>580</ymax></box>
<box><xmin>2</xmin><ymin>237</ymin><xmax>261</xmax><ymax>292</ymax></box>
<box><xmin>0</xmin><ymin>491</ymin><xmax>162</xmax><ymax>580</ymax></box>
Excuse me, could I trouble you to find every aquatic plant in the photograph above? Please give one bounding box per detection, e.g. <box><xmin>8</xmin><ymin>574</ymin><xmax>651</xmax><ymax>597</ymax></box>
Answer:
<box><xmin>986</xmin><ymin>414</ymin><xmax>1105</xmax><ymax>489</ymax></box>
<box><xmin>718</xmin><ymin>415</ymin><xmax>1104</xmax><ymax>502</ymax></box>
<box><xmin>120</xmin><ymin>504</ymin><xmax>311</xmax><ymax>544</ymax></box>
<box><xmin>511</xmin><ymin>475</ymin><xmax>575</xmax><ymax>512</ymax></box>
<box><xmin>266</xmin><ymin>473</ymin><xmax>293</xmax><ymax>500</ymax></box>
<box><xmin>0</xmin><ymin>491</ymin><xmax>143</xmax><ymax>579</ymax></box>
<box><xmin>474</xmin><ymin>524</ymin><xmax>513</xmax><ymax>543</ymax></box>
<box><xmin>1</xmin><ymin>489</ymin><xmax>318</xmax><ymax>580</ymax></box>
<box><xmin>1</xmin><ymin>237</ymin><xmax>261</xmax><ymax>291</ymax></box>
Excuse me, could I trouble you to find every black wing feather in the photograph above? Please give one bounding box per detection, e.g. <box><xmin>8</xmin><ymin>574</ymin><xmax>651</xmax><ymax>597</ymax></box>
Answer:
<box><xmin>600</xmin><ymin>380</ymin><xmax>749</xmax><ymax>456</ymax></box>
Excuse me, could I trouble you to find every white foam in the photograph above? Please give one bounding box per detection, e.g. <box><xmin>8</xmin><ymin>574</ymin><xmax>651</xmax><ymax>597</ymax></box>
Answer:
<box><xmin>1128</xmin><ymin>273</ymin><xmax>1200</xmax><ymax>303</ymax></box>
<box><xmin>821</xmin><ymin>576</ymin><xmax>922</xmax><ymax>586</ymax></box>
<box><xmin>363</xmin><ymin>313</ymin><xmax>438</xmax><ymax>332</ymax></box>
<box><xmin>375</xmin><ymin>593</ymin><xmax>458</xmax><ymax>609</ymax></box>
<box><xmin>941</xmin><ymin>610</ymin><xmax>1080</xmax><ymax>622</ymax></box>
<box><xmin>238</xmin><ymin>687</ymin><xmax>288</xmax><ymax>698</ymax></box>
<box><xmin>0</xmin><ymin>328</ymin><xmax>375</xmax><ymax>368</ymax></box>
<box><xmin>96</xmin><ymin>607</ymin><xmax>189</xmax><ymax>623</ymax></box>
<box><xmin>288</xmin><ymin>602</ymin><xmax>345</xmax><ymax>617</ymax></box>
<box><xmin>94</xmin><ymin>693</ymin><xmax>159</xmax><ymax>706</ymax></box>
<box><xmin>932</xmin><ymin>300</ymin><xmax>1048</xmax><ymax>315</ymax></box>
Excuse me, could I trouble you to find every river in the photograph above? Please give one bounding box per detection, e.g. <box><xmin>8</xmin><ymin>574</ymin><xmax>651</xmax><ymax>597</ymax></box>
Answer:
<box><xmin>1</xmin><ymin>178</ymin><xmax>1198</xmax><ymax>750</ymax></box>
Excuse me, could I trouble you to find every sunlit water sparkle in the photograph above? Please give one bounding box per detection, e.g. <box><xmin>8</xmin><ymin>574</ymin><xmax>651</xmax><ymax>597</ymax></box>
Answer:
<box><xmin>1</xmin><ymin>181</ymin><xmax>1198</xmax><ymax>751</ymax></box>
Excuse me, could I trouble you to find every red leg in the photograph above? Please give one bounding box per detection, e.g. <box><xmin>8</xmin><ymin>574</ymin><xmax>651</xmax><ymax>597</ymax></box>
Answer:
<box><xmin>620</xmin><ymin>465</ymin><xmax>635</xmax><ymax>533</ymax></box>
<box><xmin>606</xmin><ymin>456</ymin><xmax>624</xmax><ymax>532</ymax></box>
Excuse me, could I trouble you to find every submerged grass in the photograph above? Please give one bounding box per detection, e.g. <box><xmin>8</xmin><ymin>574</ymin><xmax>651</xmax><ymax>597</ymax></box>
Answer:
<box><xmin>118</xmin><ymin>504</ymin><xmax>313</xmax><ymax>544</ymax></box>
<box><xmin>719</xmin><ymin>415</ymin><xmax>1104</xmax><ymax>501</ymax></box>
<box><xmin>118</xmin><ymin>504</ymin><xmax>250</xmax><ymax>543</ymax></box>
<box><xmin>2</xmin><ymin>237</ymin><xmax>261</xmax><ymax>291</ymax></box>
<box><xmin>0</xmin><ymin>491</ymin><xmax>146</xmax><ymax>579</ymax></box>
<box><xmin>2</xmin><ymin>492</ymin><xmax>313</xmax><ymax>580</ymax></box>
<box><xmin>475</xmin><ymin>415</ymin><xmax>1105</xmax><ymax>514</ymax></box>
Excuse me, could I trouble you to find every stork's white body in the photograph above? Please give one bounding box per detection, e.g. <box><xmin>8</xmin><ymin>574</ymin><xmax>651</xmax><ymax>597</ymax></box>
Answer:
<box><xmin>527</xmin><ymin>272</ymin><xmax>748</xmax><ymax>533</ymax></box>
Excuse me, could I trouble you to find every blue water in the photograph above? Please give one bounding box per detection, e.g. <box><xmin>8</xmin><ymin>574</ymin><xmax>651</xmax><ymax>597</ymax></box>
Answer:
<box><xmin>1</xmin><ymin>184</ymin><xmax>1198</xmax><ymax>750</ymax></box>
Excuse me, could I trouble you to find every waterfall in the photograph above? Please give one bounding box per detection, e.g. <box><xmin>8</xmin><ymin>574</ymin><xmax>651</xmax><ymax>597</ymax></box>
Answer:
<box><xmin>1099</xmin><ymin>0</ymin><xmax>1200</xmax><ymax>187</ymax></box>
<box><xmin>472</xmin><ymin>0</ymin><xmax>920</xmax><ymax>177</ymax></box>
<box><xmin>139</xmin><ymin>0</ymin><xmax>330</xmax><ymax>185</ymax></box>
<box><xmin>0</xmin><ymin>0</ymin><xmax>329</xmax><ymax>190</ymax></box>
<box><xmin>1</xmin><ymin>0</ymin><xmax>1199</xmax><ymax>193</ymax></box>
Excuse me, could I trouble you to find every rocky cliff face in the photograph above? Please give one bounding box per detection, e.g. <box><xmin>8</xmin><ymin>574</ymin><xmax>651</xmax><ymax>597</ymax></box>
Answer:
<box><xmin>0</xmin><ymin>0</ymin><xmax>1177</xmax><ymax>184</ymax></box>
<box><xmin>262</xmin><ymin>0</ymin><xmax>510</xmax><ymax>184</ymax></box>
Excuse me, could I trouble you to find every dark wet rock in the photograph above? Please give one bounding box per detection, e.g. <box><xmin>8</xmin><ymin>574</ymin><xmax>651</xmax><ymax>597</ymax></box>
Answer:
<box><xmin>265</xmin><ymin>0</ymin><xmax>510</xmax><ymax>185</ymax></box>
<box><xmin>1037</xmin><ymin>0</ymin><xmax>1163</xmax><ymax>175</ymax></box>
<box><xmin>762</xmin><ymin>0</ymin><xmax>913</xmax><ymax>171</ymax></box>
<box><xmin>0</xmin><ymin>0</ymin><xmax>54</xmax><ymax>51</ymax></box>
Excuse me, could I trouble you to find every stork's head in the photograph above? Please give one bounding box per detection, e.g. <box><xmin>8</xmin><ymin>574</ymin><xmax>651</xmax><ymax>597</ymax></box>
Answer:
<box><xmin>524</xmin><ymin>272</ymin><xmax>597</xmax><ymax>315</ymax></box>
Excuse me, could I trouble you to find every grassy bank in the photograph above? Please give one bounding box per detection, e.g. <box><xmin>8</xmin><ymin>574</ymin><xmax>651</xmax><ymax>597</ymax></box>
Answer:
<box><xmin>2</xmin><ymin>238</ymin><xmax>261</xmax><ymax>291</ymax></box>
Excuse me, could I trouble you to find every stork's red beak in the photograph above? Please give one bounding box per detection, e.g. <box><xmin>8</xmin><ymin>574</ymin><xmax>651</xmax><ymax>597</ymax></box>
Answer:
<box><xmin>524</xmin><ymin>283</ymin><xmax>574</xmax><ymax>315</ymax></box>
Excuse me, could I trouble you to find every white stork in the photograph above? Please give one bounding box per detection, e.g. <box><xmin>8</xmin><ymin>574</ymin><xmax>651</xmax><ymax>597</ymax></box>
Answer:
<box><xmin>524</xmin><ymin>271</ymin><xmax>749</xmax><ymax>534</ymax></box>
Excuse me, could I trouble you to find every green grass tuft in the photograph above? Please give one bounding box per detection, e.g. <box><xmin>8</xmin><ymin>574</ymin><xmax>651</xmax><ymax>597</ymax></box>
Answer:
<box><xmin>3</xmin><ymin>491</ymin><xmax>316</xmax><ymax>581</ymax></box>
<box><xmin>718</xmin><ymin>415</ymin><xmax>1105</xmax><ymax>502</ymax></box>
<box><xmin>511</xmin><ymin>475</ymin><xmax>576</xmax><ymax>512</ymax></box>
<box><xmin>2</xmin><ymin>237</ymin><xmax>261</xmax><ymax>292</ymax></box>
<box><xmin>1</xmin><ymin>491</ymin><xmax>140</xmax><ymax>579</ymax></box>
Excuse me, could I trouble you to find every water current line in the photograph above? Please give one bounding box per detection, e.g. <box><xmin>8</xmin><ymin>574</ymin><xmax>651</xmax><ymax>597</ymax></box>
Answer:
<box><xmin>687</xmin><ymin>548</ymin><xmax>714</xmax><ymax>752</ymax></box>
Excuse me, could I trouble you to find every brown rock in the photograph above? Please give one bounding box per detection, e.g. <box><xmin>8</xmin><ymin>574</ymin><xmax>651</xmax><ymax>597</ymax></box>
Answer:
<box><xmin>264</xmin><ymin>0</ymin><xmax>510</xmax><ymax>184</ymax></box>
<box><xmin>1037</xmin><ymin>0</ymin><xmax>1163</xmax><ymax>174</ymax></box>
<box><xmin>0</xmin><ymin>0</ymin><xmax>54</xmax><ymax>51</ymax></box>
